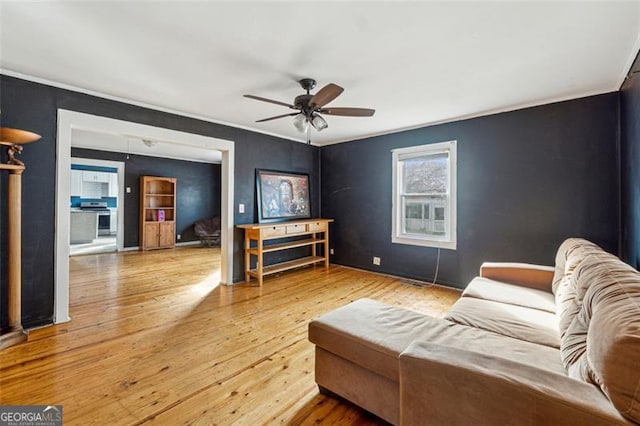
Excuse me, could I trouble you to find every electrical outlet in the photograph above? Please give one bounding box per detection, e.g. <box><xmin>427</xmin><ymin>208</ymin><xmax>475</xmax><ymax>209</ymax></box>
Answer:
<box><xmin>330</xmin><ymin>248</ymin><xmax>334</xmax><ymax>255</ymax></box>
<box><xmin>239</xmin><ymin>203</ymin><xmax>245</xmax><ymax>213</ymax></box>
<box><xmin>373</xmin><ymin>256</ymin><xmax>381</xmax><ymax>266</ymax></box>
<box><xmin>126</xmin><ymin>187</ymin><xmax>131</xmax><ymax>193</ymax></box>
<box><xmin>177</xmin><ymin>234</ymin><xmax>181</xmax><ymax>240</ymax></box>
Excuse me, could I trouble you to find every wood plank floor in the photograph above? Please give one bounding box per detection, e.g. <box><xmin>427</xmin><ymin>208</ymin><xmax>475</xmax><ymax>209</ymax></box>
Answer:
<box><xmin>0</xmin><ymin>247</ymin><xmax>461</xmax><ymax>425</ymax></box>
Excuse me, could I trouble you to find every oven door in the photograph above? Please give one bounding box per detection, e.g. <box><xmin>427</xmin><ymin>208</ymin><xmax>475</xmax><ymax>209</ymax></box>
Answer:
<box><xmin>97</xmin><ymin>212</ymin><xmax>111</xmax><ymax>236</ymax></box>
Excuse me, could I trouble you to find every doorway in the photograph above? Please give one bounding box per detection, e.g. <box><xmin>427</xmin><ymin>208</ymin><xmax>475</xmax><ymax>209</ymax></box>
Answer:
<box><xmin>55</xmin><ymin>110</ymin><xmax>235</xmax><ymax>324</ymax></box>
<box><xmin>69</xmin><ymin>157</ymin><xmax>125</xmax><ymax>256</ymax></box>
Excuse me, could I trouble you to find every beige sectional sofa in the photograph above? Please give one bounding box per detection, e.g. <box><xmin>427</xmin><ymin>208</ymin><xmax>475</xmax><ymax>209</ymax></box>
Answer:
<box><xmin>308</xmin><ymin>238</ymin><xmax>640</xmax><ymax>425</ymax></box>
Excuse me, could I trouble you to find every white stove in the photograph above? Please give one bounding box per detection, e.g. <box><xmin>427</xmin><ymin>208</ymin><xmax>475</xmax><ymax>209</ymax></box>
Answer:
<box><xmin>80</xmin><ymin>201</ymin><xmax>112</xmax><ymax>235</ymax></box>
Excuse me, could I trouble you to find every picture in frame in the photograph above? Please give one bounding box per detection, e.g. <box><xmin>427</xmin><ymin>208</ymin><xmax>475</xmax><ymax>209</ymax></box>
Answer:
<box><xmin>256</xmin><ymin>169</ymin><xmax>311</xmax><ymax>223</ymax></box>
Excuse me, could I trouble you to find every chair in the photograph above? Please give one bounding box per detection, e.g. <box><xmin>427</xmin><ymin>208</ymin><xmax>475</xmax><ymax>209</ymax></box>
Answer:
<box><xmin>193</xmin><ymin>217</ymin><xmax>221</xmax><ymax>247</ymax></box>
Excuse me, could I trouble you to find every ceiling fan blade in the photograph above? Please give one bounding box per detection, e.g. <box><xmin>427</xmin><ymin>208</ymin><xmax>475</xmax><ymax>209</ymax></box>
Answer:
<box><xmin>244</xmin><ymin>94</ymin><xmax>294</xmax><ymax>109</ymax></box>
<box><xmin>319</xmin><ymin>107</ymin><xmax>375</xmax><ymax>117</ymax></box>
<box><xmin>255</xmin><ymin>112</ymin><xmax>299</xmax><ymax>123</ymax></box>
<box><xmin>309</xmin><ymin>83</ymin><xmax>344</xmax><ymax>108</ymax></box>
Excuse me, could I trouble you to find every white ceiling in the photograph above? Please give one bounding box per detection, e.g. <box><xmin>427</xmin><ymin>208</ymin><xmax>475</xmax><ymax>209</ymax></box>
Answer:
<box><xmin>72</xmin><ymin>129</ymin><xmax>222</xmax><ymax>163</ymax></box>
<box><xmin>1</xmin><ymin>1</ymin><xmax>639</xmax><ymax>146</ymax></box>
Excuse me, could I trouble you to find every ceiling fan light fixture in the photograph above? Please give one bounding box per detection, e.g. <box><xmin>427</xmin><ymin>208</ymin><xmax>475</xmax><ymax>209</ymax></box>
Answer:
<box><xmin>246</xmin><ymin>78</ymin><xmax>374</xmax><ymax>137</ymax></box>
<box><xmin>311</xmin><ymin>114</ymin><xmax>328</xmax><ymax>131</ymax></box>
<box><xmin>293</xmin><ymin>113</ymin><xmax>309</xmax><ymax>133</ymax></box>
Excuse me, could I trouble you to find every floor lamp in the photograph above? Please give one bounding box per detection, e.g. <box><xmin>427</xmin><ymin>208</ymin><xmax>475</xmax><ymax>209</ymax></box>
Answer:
<box><xmin>0</xmin><ymin>126</ymin><xmax>41</xmax><ymax>350</ymax></box>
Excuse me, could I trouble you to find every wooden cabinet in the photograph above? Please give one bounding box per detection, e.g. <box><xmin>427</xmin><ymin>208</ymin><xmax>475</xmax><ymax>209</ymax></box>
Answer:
<box><xmin>159</xmin><ymin>222</ymin><xmax>175</xmax><ymax>247</ymax></box>
<box><xmin>143</xmin><ymin>223</ymin><xmax>160</xmax><ymax>249</ymax></box>
<box><xmin>139</xmin><ymin>176</ymin><xmax>176</xmax><ymax>250</ymax></box>
<box><xmin>142</xmin><ymin>222</ymin><xmax>174</xmax><ymax>249</ymax></box>
<box><xmin>238</xmin><ymin>219</ymin><xmax>333</xmax><ymax>286</ymax></box>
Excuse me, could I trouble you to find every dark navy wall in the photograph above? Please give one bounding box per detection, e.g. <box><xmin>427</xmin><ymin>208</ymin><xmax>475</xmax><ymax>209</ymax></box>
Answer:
<box><xmin>321</xmin><ymin>93</ymin><xmax>620</xmax><ymax>288</ymax></box>
<box><xmin>621</xmin><ymin>53</ymin><xmax>640</xmax><ymax>269</ymax></box>
<box><xmin>72</xmin><ymin>148</ymin><xmax>221</xmax><ymax>245</ymax></box>
<box><xmin>0</xmin><ymin>74</ymin><xmax>319</xmax><ymax>329</ymax></box>
<box><xmin>0</xmin><ymin>72</ymin><xmax>624</xmax><ymax>329</ymax></box>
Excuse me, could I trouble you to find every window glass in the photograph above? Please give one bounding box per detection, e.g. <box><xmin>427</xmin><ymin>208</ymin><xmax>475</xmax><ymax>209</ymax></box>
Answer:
<box><xmin>392</xmin><ymin>141</ymin><xmax>457</xmax><ymax>249</ymax></box>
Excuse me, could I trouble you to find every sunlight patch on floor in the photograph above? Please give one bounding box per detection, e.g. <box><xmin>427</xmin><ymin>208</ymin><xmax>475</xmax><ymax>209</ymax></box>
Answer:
<box><xmin>190</xmin><ymin>271</ymin><xmax>221</xmax><ymax>297</ymax></box>
<box><xmin>70</xmin><ymin>236</ymin><xmax>116</xmax><ymax>256</ymax></box>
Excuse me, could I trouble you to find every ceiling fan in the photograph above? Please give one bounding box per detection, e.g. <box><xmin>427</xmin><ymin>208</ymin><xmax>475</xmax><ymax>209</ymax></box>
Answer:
<box><xmin>244</xmin><ymin>78</ymin><xmax>375</xmax><ymax>142</ymax></box>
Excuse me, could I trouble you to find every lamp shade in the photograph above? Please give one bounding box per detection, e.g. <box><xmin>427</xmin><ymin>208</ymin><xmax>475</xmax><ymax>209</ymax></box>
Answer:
<box><xmin>311</xmin><ymin>114</ymin><xmax>328</xmax><ymax>131</ymax></box>
<box><xmin>293</xmin><ymin>114</ymin><xmax>309</xmax><ymax>133</ymax></box>
<box><xmin>0</xmin><ymin>127</ymin><xmax>41</xmax><ymax>144</ymax></box>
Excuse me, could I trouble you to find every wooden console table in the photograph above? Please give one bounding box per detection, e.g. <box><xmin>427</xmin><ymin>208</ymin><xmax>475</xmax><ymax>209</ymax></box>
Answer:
<box><xmin>238</xmin><ymin>218</ymin><xmax>333</xmax><ymax>286</ymax></box>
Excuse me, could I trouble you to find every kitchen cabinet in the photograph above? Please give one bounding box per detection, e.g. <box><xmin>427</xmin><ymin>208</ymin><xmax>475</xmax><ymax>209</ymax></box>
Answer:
<box><xmin>70</xmin><ymin>170</ymin><xmax>83</xmax><ymax>197</ymax></box>
<box><xmin>108</xmin><ymin>173</ymin><xmax>118</xmax><ymax>197</ymax></box>
<box><xmin>83</xmin><ymin>170</ymin><xmax>110</xmax><ymax>183</ymax></box>
<box><xmin>139</xmin><ymin>176</ymin><xmax>176</xmax><ymax>250</ymax></box>
<box><xmin>110</xmin><ymin>210</ymin><xmax>117</xmax><ymax>235</ymax></box>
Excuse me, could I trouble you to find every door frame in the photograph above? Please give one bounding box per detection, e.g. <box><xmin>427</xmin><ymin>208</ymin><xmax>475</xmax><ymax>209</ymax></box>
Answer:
<box><xmin>55</xmin><ymin>109</ymin><xmax>235</xmax><ymax>324</ymax></box>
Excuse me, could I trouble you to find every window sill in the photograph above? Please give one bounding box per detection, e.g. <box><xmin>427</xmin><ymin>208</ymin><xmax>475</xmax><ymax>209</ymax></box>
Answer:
<box><xmin>391</xmin><ymin>235</ymin><xmax>457</xmax><ymax>250</ymax></box>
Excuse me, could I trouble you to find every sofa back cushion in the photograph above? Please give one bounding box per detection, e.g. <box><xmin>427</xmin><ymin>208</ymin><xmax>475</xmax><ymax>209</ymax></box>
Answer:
<box><xmin>554</xmin><ymin>239</ymin><xmax>619</xmax><ymax>338</ymax></box>
<box><xmin>552</xmin><ymin>238</ymin><xmax>605</xmax><ymax>295</ymax></box>
<box><xmin>558</xmin><ymin>248</ymin><xmax>640</xmax><ymax>423</ymax></box>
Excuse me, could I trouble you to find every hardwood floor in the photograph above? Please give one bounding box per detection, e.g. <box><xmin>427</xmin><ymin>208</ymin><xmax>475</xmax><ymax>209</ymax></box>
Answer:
<box><xmin>0</xmin><ymin>247</ymin><xmax>461</xmax><ymax>425</ymax></box>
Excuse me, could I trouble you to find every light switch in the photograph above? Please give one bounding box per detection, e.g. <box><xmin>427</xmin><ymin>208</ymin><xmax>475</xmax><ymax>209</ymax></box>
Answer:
<box><xmin>126</xmin><ymin>187</ymin><xmax>131</xmax><ymax>193</ymax></box>
<box><xmin>239</xmin><ymin>203</ymin><xmax>245</xmax><ymax>213</ymax></box>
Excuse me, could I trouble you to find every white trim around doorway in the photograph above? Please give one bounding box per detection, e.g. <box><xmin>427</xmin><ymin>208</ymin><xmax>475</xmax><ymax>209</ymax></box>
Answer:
<box><xmin>55</xmin><ymin>109</ymin><xmax>235</xmax><ymax>324</ymax></box>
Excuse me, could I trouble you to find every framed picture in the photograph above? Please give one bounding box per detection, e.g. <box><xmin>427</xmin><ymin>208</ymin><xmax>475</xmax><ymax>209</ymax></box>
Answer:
<box><xmin>256</xmin><ymin>169</ymin><xmax>311</xmax><ymax>223</ymax></box>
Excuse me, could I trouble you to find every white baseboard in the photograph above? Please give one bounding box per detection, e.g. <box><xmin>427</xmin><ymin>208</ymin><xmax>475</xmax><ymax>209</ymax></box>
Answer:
<box><xmin>176</xmin><ymin>240</ymin><xmax>201</xmax><ymax>247</ymax></box>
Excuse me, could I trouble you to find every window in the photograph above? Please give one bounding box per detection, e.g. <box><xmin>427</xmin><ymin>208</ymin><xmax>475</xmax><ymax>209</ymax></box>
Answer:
<box><xmin>392</xmin><ymin>141</ymin><xmax>457</xmax><ymax>249</ymax></box>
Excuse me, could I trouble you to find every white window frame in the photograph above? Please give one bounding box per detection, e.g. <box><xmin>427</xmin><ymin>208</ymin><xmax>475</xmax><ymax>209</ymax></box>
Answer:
<box><xmin>392</xmin><ymin>140</ymin><xmax>457</xmax><ymax>250</ymax></box>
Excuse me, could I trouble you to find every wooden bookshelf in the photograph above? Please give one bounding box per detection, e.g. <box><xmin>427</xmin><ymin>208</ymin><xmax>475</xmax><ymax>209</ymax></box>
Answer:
<box><xmin>139</xmin><ymin>176</ymin><xmax>176</xmax><ymax>250</ymax></box>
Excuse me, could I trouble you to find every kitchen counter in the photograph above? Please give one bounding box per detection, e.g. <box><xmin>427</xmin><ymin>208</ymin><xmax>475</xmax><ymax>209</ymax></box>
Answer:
<box><xmin>70</xmin><ymin>210</ymin><xmax>98</xmax><ymax>244</ymax></box>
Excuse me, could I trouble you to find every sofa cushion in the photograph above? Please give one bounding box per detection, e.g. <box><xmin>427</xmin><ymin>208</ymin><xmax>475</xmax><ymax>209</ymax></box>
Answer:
<box><xmin>559</xmin><ymin>254</ymin><xmax>640</xmax><ymax>424</ymax></box>
<box><xmin>462</xmin><ymin>276</ymin><xmax>556</xmax><ymax>313</ymax></box>
<box><xmin>555</xmin><ymin>249</ymin><xmax>622</xmax><ymax>337</ymax></box>
<box><xmin>414</xmin><ymin>322</ymin><xmax>566</xmax><ymax>376</ymax></box>
<box><xmin>554</xmin><ymin>239</ymin><xmax>621</xmax><ymax>340</ymax></box>
<box><xmin>309</xmin><ymin>298</ymin><xmax>566</xmax><ymax>383</ymax></box>
<box><xmin>399</xmin><ymin>342</ymin><xmax>630</xmax><ymax>426</ymax></box>
<box><xmin>556</xmin><ymin>259</ymin><xmax>592</xmax><ymax>341</ymax></box>
<box><xmin>445</xmin><ymin>297</ymin><xmax>560</xmax><ymax>348</ymax></box>
<box><xmin>552</xmin><ymin>238</ymin><xmax>611</xmax><ymax>295</ymax></box>
<box><xmin>309</xmin><ymin>298</ymin><xmax>445</xmax><ymax>381</ymax></box>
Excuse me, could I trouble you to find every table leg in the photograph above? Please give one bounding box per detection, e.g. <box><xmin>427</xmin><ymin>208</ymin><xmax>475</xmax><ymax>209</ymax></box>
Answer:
<box><xmin>244</xmin><ymin>234</ymin><xmax>250</xmax><ymax>282</ymax></box>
